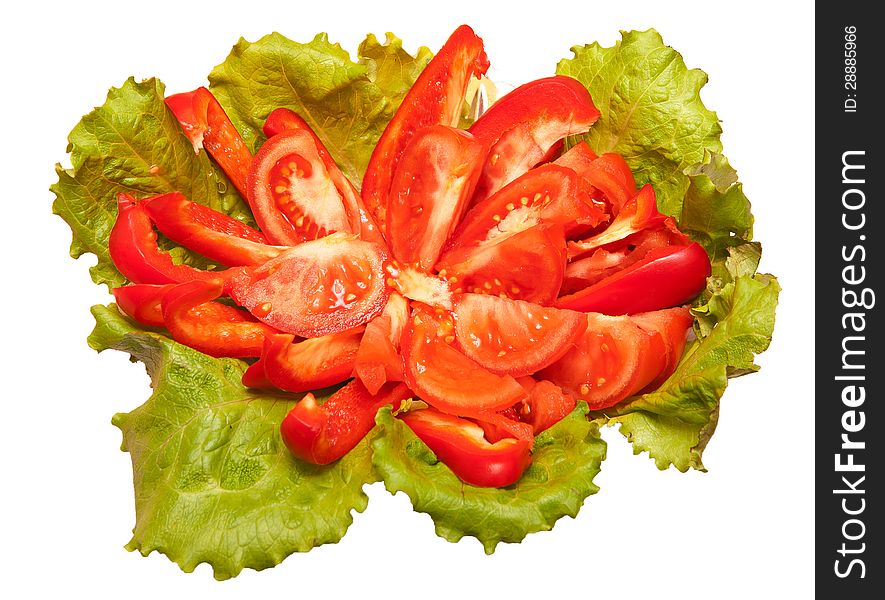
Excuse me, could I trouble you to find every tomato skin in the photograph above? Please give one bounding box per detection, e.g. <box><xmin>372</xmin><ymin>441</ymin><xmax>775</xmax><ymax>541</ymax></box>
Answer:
<box><xmin>244</xmin><ymin>328</ymin><xmax>363</xmax><ymax>392</ymax></box>
<box><xmin>281</xmin><ymin>380</ymin><xmax>412</xmax><ymax>465</ymax></box>
<box><xmin>142</xmin><ymin>192</ymin><xmax>283</xmax><ymax>267</ymax></box>
<box><xmin>353</xmin><ymin>293</ymin><xmax>409</xmax><ymax>395</ymax></box>
<box><xmin>630</xmin><ymin>307</ymin><xmax>694</xmax><ymax>390</ymax></box>
<box><xmin>361</xmin><ymin>25</ymin><xmax>489</xmax><ymax>231</ymax></box>
<box><xmin>227</xmin><ymin>234</ymin><xmax>389</xmax><ymax>338</ymax></box>
<box><xmin>448</xmin><ymin>164</ymin><xmax>605</xmax><ymax>251</ymax></box>
<box><xmin>401</xmin><ymin>307</ymin><xmax>527</xmax><ymax>416</ymax></box>
<box><xmin>468</xmin><ymin>76</ymin><xmax>600</xmax><ymax>203</ymax></box>
<box><xmin>112</xmin><ymin>284</ymin><xmax>176</xmax><ymax>327</ymax></box>
<box><xmin>109</xmin><ymin>193</ymin><xmax>228</xmax><ymax>285</ymax></box>
<box><xmin>452</xmin><ymin>294</ymin><xmax>585</xmax><ymax>377</ymax></box>
<box><xmin>387</xmin><ymin>125</ymin><xmax>486</xmax><ymax>271</ymax></box>
<box><xmin>161</xmin><ymin>280</ymin><xmax>278</xmax><ymax>358</ymax></box>
<box><xmin>261</xmin><ymin>108</ymin><xmax>385</xmax><ymax>245</ymax></box>
<box><xmin>437</xmin><ymin>224</ymin><xmax>567</xmax><ymax>305</ymax></box>
<box><xmin>165</xmin><ymin>87</ymin><xmax>252</xmax><ymax>198</ymax></box>
<box><xmin>556</xmin><ymin>243</ymin><xmax>711</xmax><ymax>315</ymax></box>
<box><xmin>400</xmin><ymin>408</ymin><xmax>532</xmax><ymax>488</ymax></box>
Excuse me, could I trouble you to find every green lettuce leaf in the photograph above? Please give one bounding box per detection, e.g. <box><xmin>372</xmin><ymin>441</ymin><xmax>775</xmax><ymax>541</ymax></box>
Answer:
<box><xmin>208</xmin><ymin>32</ymin><xmax>432</xmax><ymax>186</ymax></box>
<box><xmin>89</xmin><ymin>305</ymin><xmax>377</xmax><ymax>580</ymax></box>
<box><xmin>372</xmin><ymin>403</ymin><xmax>606</xmax><ymax>553</ymax></box>
<box><xmin>51</xmin><ymin>77</ymin><xmax>250</xmax><ymax>289</ymax></box>
<box><xmin>556</xmin><ymin>29</ymin><xmax>723</xmax><ymax>218</ymax></box>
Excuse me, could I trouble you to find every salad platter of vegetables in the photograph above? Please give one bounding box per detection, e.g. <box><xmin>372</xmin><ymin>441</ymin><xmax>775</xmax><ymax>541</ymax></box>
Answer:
<box><xmin>52</xmin><ymin>25</ymin><xmax>779</xmax><ymax>579</ymax></box>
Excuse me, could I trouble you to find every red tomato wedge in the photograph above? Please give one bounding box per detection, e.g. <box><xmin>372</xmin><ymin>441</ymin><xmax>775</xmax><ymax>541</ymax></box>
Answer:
<box><xmin>516</xmin><ymin>377</ymin><xmax>577</xmax><ymax>435</ymax></box>
<box><xmin>401</xmin><ymin>307</ymin><xmax>526</xmax><ymax>416</ymax></box>
<box><xmin>261</xmin><ymin>108</ymin><xmax>384</xmax><ymax>245</ymax></box>
<box><xmin>568</xmin><ymin>184</ymin><xmax>666</xmax><ymax>259</ymax></box>
<box><xmin>353</xmin><ymin>293</ymin><xmax>409</xmax><ymax>395</ymax></box>
<box><xmin>281</xmin><ymin>380</ymin><xmax>413</xmax><ymax>465</ymax></box>
<box><xmin>447</xmin><ymin>164</ymin><xmax>605</xmax><ymax>250</ymax></box>
<box><xmin>242</xmin><ymin>328</ymin><xmax>364</xmax><ymax>392</ymax></box>
<box><xmin>387</xmin><ymin>125</ymin><xmax>485</xmax><ymax>271</ymax></box>
<box><xmin>227</xmin><ymin>234</ymin><xmax>389</xmax><ymax>338</ymax></box>
<box><xmin>112</xmin><ymin>283</ymin><xmax>176</xmax><ymax>327</ymax></box>
<box><xmin>437</xmin><ymin>224</ymin><xmax>567</xmax><ymax>305</ymax></box>
<box><xmin>141</xmin><ymin>192</ymin><xmax>283</xmax><ymax>267</ymax></box>
<box><xmin>400</xmin><ymin>407</ymin><xmax>532</xmax><ymax>488</ymax></box>
<box><xmin>161</xmin><ymin>280</ymin><xmax>278</xmax><ymax>358</ymax></box>
<box><xmin>452</xmin><ymin>294</ymin><xmax>584</xmax><ymax>376</ymax></box>
<box><xmin>579</xmin><ymin>152</ymin><xmax>637</xmax><ymax>215</ymax></box>
<box><xmin>470</xmin><ymin>409</ymin><xmax>535</xmax><ymax>444</ymax></box>
<box><xmin>109</xmin><ymin>193</ymin><xmax>229</xmax><ymax>285</ymax></box>
<box><xmin>557</xmin><ymin>243</ymin><xmax>711</xmax><ymax>315</ymax></box>
<box><xmin>553</xmin><ymin>140</ymin><xmax>598</xmax><ymax>172</ymax></box>
<box><xmin>468</xmin><ymin>76</ymin><xmax>600</xmax><ymax>204</ymax></box>
<box><xmin>630</xmin><ymin>306</ymin><xmax>693</xmax><ymax>390</ymax></box>
<box><xmin>539</xmin><ymin>311</ymin><xmax>679</xmax><ymax>410</ymax></box>
<box><xmin>361</xmin><ymin>25</ymin><xmax>489</xmax><ymax>231</ymax></box>
<box><xmin>165</xmin><ymin>87</ymin><xmax>252</xmax><ymax>198</ymax></box>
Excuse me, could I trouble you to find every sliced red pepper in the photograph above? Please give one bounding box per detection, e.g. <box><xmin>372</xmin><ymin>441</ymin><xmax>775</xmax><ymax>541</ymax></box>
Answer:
<box><xmin>399</xmin><ymin>407</ymin><xmax>532</xmax><ymax>488</ymax></box>
<box><xmin>553</xmin><ymin>140</ymin><xmax>598</xmax><ymax>172</ymax></box>
<box><xmin>556</xmin><ymin>243</ymin><xmax>711</xmax><ymax>315</ymax></box>
<box><xmin>579</xmin><ymin>152</ymin><xmax>637</xmax><ymax>215</ymax></box>
<box><xmin>353</xmin><ymin>293</ymin><xmax>409</xmax><ymax>395</ymax></box>
<box><xmin>470</xmin><ymin>409</ymin><xmax>534</xmax><ymax>444</ymax></box>
<box><xmin>141</xmin><ymin>192</ymin><xmax>283</xmax><ymax>266</ymax></box>
<box><xmin>281</xmin><ymin>380</ymin><xmax>412</xmax><ymax>465</ymax></box>
<box><xmin>568</xmin><ymin>184</ymin><xmax>667</xmax><ymax>260</ymax></box>
<box><xmin>112</xmin><ymin>283</ymin><xmax>176</xmax><ymax>327</ymax></box>
<box><xmin>161</xmin><ymin>280</ymin><xmax>278</xmax><ymax>358</ymax></box>
<box><xmin>261</xmin><ymin>108</ymin><xmax>384</xmax><ymax>245</ymax></box>
<box><xmin>109</xmin><ymin>193</ymin><xmax>230</xmax><ymax>285</ymax></box>
<box><xmin>387</xmin><ymin>125</ymin><xmax>486</xmax><ymax>271</ymax></box>
<box><xmin>361</xmin><ymin>25</ymin><xmax>489</xmax><ymax>232</ymax></box>
<box><xmin>165</xmin><ymin>87</ymin><xmax>252</xmax><ymax>198</ymax></box>
<box><xmin>468</xmin><ymin>76</ymin><xmax>600</xmax><ymax>204</ymax></box>
<box><xmin>243</xmin><ymin>328</ymin><xmax>364</xmax><ymax>392</ymax></box>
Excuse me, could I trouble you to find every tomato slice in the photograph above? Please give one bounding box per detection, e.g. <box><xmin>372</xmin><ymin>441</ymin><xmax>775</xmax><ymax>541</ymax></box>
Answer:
<box><xmin>227</xmin><ymin>234</ymin><xmax>388</xmax><ymax>338</ymax></box>
<box><xmin>281</xmin><ymin>380</ymin><xmax>413</xmax><ymax>465</ymax></box>
<box><xmin>243</xmin><ymin>328</ymin><xmax>364</xmax><ymax>392</ymax></box>
<box><xmin>447</xmin><ymin>164</ymin><xmax>605</xmax><ymax>250</ymax></box>
<box><xmin>261</xmin><ymin>108</ymin><xmax>384</xmax><ymax>245</ymax></box>
<box><xmin>553</xmin><ymin>140</ymin><xmax>598</xmax><ymax>172</ymax></box>
<box><xmin>109</xmin><ymin>193</ymin><xmax>230</xmax><ymax>285</ymax></box>
<box><xmin>538</xmin><ymin>312</ymin><xmax>670</xmax><ymax>410</ymax></box>
<box><xmin>401</xmin><ymin>307</ymin><xmax>526</xmax><ymax>416</ymax></box>
<box><xmin>112</xmin><ymin>283</ymin><xmax>176</xmax><ymax>327</ymax></box>
<box><xmin>515</xmin><ymin>377</ymin><xmax>577</xmax><ymax>435</ymax></box>
<box><xmin>165</xmin><ymin>87</ymin><xmax>252</xmax><ymax>198</ymax></box>
<box><xmin>400</xmin><ymin>407</ymin><xmax>532</xmax><ymax>488</ymax></box>
<box><xmin>578</xmin><ymin>152</ymin><xmax>637</xmax><ymax>215</ymax></box>
<box><xmin>568</xmin><ymin>184</ymin><xmax>666</xmax><ymax>259</ymax></box>
<box><xmin>556</xmin><ymin>243</ymin><xmax>711</xmax><ymax>315</ymax></box>
<box><xmin>386</xmin><ymin>125</ymin><xmax>485</xmax><ymax>271</ymax></box>
<box><xmin>468</xmin><ymin>76</ymin><xmax>600</xmax><ymax>203</ymax></box>
<box><xmin>161</xmin><ymin>280</ymin><xmax>278</xmax><ymax>358</ymax></box>
<box><xmin>353</xmin><ymin>293</ymin><xmax>409</xmax><ymax>394</ymax></box>
<box><xmin>470</xmin><ymin>409</ymin><xmax>534</xmax><ymax>444</ymax></box>
<box><xmin>361</xmin><ymin>25</ymin><xmax>489</xmax><ymax>231</ymax></box>
<box><xmin>630</xmin><ymin>307</ymin><xmax>694</xmax><ymax>390</ymax></box>
<box><xmin>452</xmin><ymin>294</ymin><xmax>584</xmax><ymax>377</ymax></box>
<box><xmin>141</xmin><ymin>192</ymin><xmax>283</xmax><ymax>267</ymax></box>
<box><xmin>436</xmin><ymin>224</ymin><xmax>567</xmax><ymax>305</ymax></box>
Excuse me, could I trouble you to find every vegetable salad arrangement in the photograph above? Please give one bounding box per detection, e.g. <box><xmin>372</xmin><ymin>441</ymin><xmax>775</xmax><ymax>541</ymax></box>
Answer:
<box><xmin>53</xmin><ymin>25</ymin><xmax>779</xmax><ymax>578</ymax></box>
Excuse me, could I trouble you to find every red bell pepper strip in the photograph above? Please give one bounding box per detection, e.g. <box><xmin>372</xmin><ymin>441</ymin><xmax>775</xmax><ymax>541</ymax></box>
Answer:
<box><xmin>112</xmin><ymin>283</ymin><xmax>176</xmax><ymax>327</ymax></box>
<box><xmin>165</xmin><ymin>87</ymin><xmax>253</xmax><ymax>198</ymax></box>
<box><xmin>556</xmin><ymin>243</ymin><xmax>711</xmax><ymax>315</ymax></box>
<box><xmin>361</xmin><ymin>25</ymin><xmax>489</xmax><ymax>232</ymax></box>
<box><xmin>280</xmin><ymin>380</ymin><xmax>412</xmax><ymax>465</ymax></box>
<box><xmin>141</xmin><ymin>192</ymin><xmax>284</xmax><ymax>266</ymax></box>
<box><xmin>470</xmin><ymin>409</ymin><xmax>534</xmax><ymax>444</ymax></box>
<box><xmin>242</xmin><ymin>328</ymin><xmax>364</xmax><ymax>392</ymax></box>
<box><xmin>161</xmin><ymin>280</ymin><xmax>279</xmax><ymax>358</ymax></box>
<box><xmin>109</xmin><ymin>193</ymin><xmax>230</xmax><ymax>285</ymax></box>
<box><xmin>260</xmin><ymin>108</ymin><xmax>384</xmax><ymax>245</ymax></box>
<box><xmin>353</xmin><ymin>293</ymin><xmax>409</xmax><ymax>395</ymax></box>
<box><xmin>567</xmin><ymin>184</ymin><xmax>667</xmax><ymax>260</ymax></box>
<box><xmin>579</xmin><ymin>152</ymin><xmax>637</xmax><ymax>215</ymax></box>
<box><xmin>468</xmin><ymin>76</ymin><xmax>600</xmax><ymax>204</ymax></box>
<box><xmin>399</xmin><ymin>407</ymin><xmax>532</xmax><ymax>488</ymax></box>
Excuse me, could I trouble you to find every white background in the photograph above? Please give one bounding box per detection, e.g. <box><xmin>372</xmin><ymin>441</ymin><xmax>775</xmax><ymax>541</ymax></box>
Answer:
<box><xmin>1</xmin><ymin>1</ymin><xmax>814</xmax><ymax>598</ymax></box>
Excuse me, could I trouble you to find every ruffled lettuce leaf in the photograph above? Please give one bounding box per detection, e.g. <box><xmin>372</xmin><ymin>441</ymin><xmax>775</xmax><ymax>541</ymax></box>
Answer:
<box><xmin>557</xmin><ymin>29</ymin><xmax>723</xmax><ymax>219</ymax></box>
<box><xmin>208</xmin><ymin>32</ymin><xmax>432</xmax><ymax>186</ymax></box>
<box><xmin>372</xmin><ymin>403</ymin><xmax>606</xmax><ymax>553</ymax></box>
<box><xmin>89</xmin><ymin>305</ymin><xmax>377</xmax><ymax>580</ymax></box>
